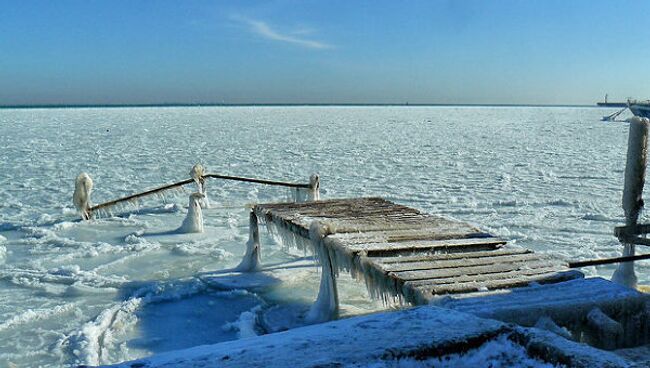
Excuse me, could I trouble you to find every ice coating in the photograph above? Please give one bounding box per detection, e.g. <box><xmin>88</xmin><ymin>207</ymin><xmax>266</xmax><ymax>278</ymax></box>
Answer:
<box><xmin>262</xmin><ymin>216</ymin><xmax>407</xmax><ymax>307</ymax></box>
<box><xmin>289</xmin><ymin>174</ymin><xmax>320</xmax><ymax>202</ymax></box>
<box><xmin>235</xmin><ymin>212</ymin><xmax>262</xmax><ymax>272</ymax></box>
<box><xmin>190</xmin><ymin>163</ymin><xmax>209</xmax><ymax>208</ymax></box>
<box><xmin>306</xmin><ymin>221</ymin><xmax>339</xmax><ymax>324</ymax></box>
<box><xmin>309</xmin><ymin>174</ymin><xmax>320</xmax><ymax>201</ymax></box>
<box><xmin>73</xmin><ymin>173</ymin><xmax>93</xmax><ymax>220</ymax></box>
<box><xmin>1</xmin><ymin>106</ymin><xmax>648</xmax><ymax>367</ymax></box>
<box><xmin>613</xmin><ymin>117</ymin><xmax>649</xmax><ymax>288</ymax></box>
<box><xmin>178</xmin><ymin>193</ymin><xmax>205</xmax><ymax>233</ymax></box>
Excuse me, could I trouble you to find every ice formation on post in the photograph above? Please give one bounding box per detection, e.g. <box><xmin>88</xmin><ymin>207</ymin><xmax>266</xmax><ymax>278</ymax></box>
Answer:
<box><xmin>291</xmin><ymin>173</ymin><xmax>320</xmax><ymax>203</ymax></box>
<box><xmin>235</xmin><ymin>211</ymin><xmax>262</xmax><ymax>272</ymax></box>
<box><xmin>73</xmin><ymin>173</ymin><xmax>94</xmax><ymax>220</ymax></box>
<box><xmin>306</xmin><ymin>221</ymin><xmax>339</xmax><ymax>324</ymax></box>
<box><xmin>190</xmin><ymin>163</ymin><xmax>209</xmax><ymax>208</ymax></box>
<box><xmin>308</xmin><ymin>174</ymin><xmax>320</xmax><ymax>201</ymax></box>
<box><xmin>613</xmin><ymin>117</ymin><xmax>649</xmax><ymax>288</ymax></box>
<box><xmin>178</xmin><ymin>193</ymin><xmax>205</xmax><ymax>233</ymax></box>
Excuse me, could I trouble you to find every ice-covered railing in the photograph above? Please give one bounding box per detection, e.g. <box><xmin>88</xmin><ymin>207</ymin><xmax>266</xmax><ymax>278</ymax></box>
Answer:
<box><xmin>72</xmin><ymin>165</ymin><xmax>320</xmax><ymax>220</ymax></box>
<box><xmin>568</xmin><ymin>117</ymin><xmax>650</xmax><ymax>287</ymax></box>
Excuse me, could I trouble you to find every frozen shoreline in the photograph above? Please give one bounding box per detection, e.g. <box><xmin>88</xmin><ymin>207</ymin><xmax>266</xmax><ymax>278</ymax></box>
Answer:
<box><xmin>0</xmin><ymin>106</ymin><xmax>642</xmax><ymax>366</ymax></box>
<box><xmin>102</xmin><ymin>305</ymin><xmax>628</xmax><ymax>368</ymax></box>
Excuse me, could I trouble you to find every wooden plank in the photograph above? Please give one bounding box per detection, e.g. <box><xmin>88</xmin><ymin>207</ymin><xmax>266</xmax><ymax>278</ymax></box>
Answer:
<box><xmin>392</xmin><ymin>259</ymin><xmax>562</xmax><ymax>282</ymax></box>
<box><xmin>375</xmin><ymin>252</ymin><xmax>548</xmax><ymax>273</ymax></box>
<box><xmin>256</xmin><ymin>198</ymin><xmax>419</xmax><ymax>216</ymax></box>
<box><xmin>324</xmin><ymin>217</ymin><xmax>479</xmax><ymax>234</ymax></box>
<box><xmin>404</xmin><ymin>266</ymin><xmax>578</xmax><ymax>289</ymax></box>
<box><xmin>336</xmin><ymin>237</ymin><xmax>506</xmax><ymax>254</ymax></box>
<box><xmin>285</xmin><ymin>217</ymin><xmax>479</xmax><ymax>235</ymax></box>
<box><xmin>368</xmin><ymin>248</ymin><xmax>532</xmax><ymax>264</ymax></box>
<box><xmin>330</xmin><ymin>229</ymin><xmax>491</xmax><ymax>246</ymax></box>
<box><xmin>413</xmin><ymin>270</ymin><xmax>583</xmax><ymax>297</ymax></box>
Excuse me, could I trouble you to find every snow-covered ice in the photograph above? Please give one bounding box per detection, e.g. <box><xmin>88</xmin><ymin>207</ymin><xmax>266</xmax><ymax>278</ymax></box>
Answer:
<box><xmin>0</xmin><ymin>106</ymin><xmax>644</xmax><ymax>366</ymax></box>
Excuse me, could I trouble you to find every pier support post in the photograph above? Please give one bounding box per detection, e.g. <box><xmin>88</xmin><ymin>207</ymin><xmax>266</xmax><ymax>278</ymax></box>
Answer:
<box><xmin>613</xmin><ymin>117</ymin><xmax>649</xmax><ymax>288</ymax></box>
<box><xmin>73</xmin><ymin>173</ymin><xmax>94</xmax><ymax>220</ymax></box>
<box><xmin>308</xmin><ymin>174</ymin><xmax>320</xmax><ymax>202</ymax></box>
<box><xmin>236</xmin><ymin>211</ymin><xmax>262</xmax><ymax>272</ymax></box>
<box><xmin>306</xmin><ymin>221</ymin><xmax>339</xmax><ymax>324</ymax></box>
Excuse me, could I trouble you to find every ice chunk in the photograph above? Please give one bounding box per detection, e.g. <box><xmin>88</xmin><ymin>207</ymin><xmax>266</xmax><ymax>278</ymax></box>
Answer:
<box><xmin>534</xmin><ymin>316</ymin><xmax>572</xmax><ymax>340</ymax></box>
<box><xmin>586</xmin><ymin>307</ymin><xmax>623</xmax><ymax>350</ymax></box>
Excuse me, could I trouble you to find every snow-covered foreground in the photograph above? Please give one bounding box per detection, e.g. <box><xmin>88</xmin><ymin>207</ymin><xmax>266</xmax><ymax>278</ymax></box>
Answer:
<box><xmin>104</xmin><ymin>306</ymin><xmax>627</xmax><ymax>368</ymax></box>
<box><xmin>0</xmin><ymin>106</ymin><xmax>643</xmax><ymax>366</ymax></box>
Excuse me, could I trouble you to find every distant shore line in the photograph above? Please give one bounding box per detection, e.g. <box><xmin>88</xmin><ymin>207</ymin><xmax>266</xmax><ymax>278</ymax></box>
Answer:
<box><xmin>0</xmin><ymin>103</ymin><xmax>602</xmax><ymax>109</ymax></box>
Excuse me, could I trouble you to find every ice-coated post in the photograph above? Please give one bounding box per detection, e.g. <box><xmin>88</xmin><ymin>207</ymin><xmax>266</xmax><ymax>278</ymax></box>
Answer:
<box><xmin>308</xmin><ymin>174</ymin><xmax>320</xmax><ymax>202</ymax></box>
<box><xmin>73</xmin><ymin>173</ymin><xmax>94</xmax><ymax>220</ymax></box>
<box><xmin>612</xmin><ymin>117</ymin><xmax>649</xmax><ymax>288</ymax></box>
<box><xmin>235</xmin><ymin>211</ymin><xmax>262</xmax><ymax>272</ymax></box>
<box><xmin>178</xmin><ymin>193</ymin><xmax>205</xmax><ymax>233</ymax></box>
<box><xmin>190</xmin><ymin>163</ymin><xmax>209</xmax><ymax>208</ymax></box>
<box><xmin>306</xmin><ymin>221</ymin><xmax>339</xmax><ymax>324</ymax></box>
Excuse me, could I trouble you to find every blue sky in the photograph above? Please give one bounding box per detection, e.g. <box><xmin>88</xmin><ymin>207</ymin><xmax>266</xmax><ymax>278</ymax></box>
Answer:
<box><xmin>1</xmin><ymin>0</ymin><xmax>649</xmax><ymax>105</ymax></box>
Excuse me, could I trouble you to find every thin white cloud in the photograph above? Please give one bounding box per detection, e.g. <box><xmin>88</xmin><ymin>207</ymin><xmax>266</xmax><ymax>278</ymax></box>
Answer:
<box><xmin>234</xmin><ymin>16</ymin><xmax>332</xmax><ymax>50</ymax></box>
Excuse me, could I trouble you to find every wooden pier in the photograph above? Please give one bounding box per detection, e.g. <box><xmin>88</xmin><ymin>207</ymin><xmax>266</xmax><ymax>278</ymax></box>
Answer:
<box><xmin>254</xmin><ymin>197</ymin><xmax>583</xmax><ymax>304</ymax></box>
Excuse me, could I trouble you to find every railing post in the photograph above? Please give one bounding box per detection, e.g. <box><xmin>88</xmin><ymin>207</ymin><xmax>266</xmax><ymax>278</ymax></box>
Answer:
<box><xmin>73</xmin><ymin>173</ymin><xmax>93</xmax><ymax>220</ymax></box>
<box><xmin>178</xmin><ymin>193</ymin><xmax>205</xmax><ymax>233</ymax></box>
<box><xmin>190</xmin><ymin>164</ymin><xmax>209</xmax><ymax>208</ymax></box>
<box><xmin>613</xmin><ymin>117</ymin><xmax>649</xmax><ymax>288</ymax></box>
<box><xmin>308</xmin><ymin>174</ymin><xmax>320</xmax><ymax>201</ymax></box>
<box><xmin>236</xmin><ymin>211</ymin><xmax>262</xmax><ymax>272</ymax></box>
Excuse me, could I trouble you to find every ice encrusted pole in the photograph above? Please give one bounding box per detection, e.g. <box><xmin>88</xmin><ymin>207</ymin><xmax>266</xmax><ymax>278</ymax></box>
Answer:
<box><xmin>178</xmin><ymin>192</ymin><xmax>205</xmax><ymax>233</ymax></box>
<box><xmin>73</xmin><ymin>173</ymin><xmax>94</xmax><ymax>220</ymax></box>
<box><xmin>612</xmin><ymin>117</ymin><xmax>650</xmax><ymax>288</ymax></box>
<box><xmin>306</xmin><ymin>221</ymin><xmax>339</xmax><ymax>324</ymax></box>
<box><xmin>292</xmin><ymin>174</ymin><xmax>320</xmax><ymax>203</ymax></box>
<box><xmin>235</xmin><ymin>211</ymin><xmax>262</xmax><ymax>272</ymax></box>
<box><xmin>190</xmin><ymin>163</ymin><xmax>209</xmax><ymax>208</ymax></box>
<box><xmin>308</xmin><ymin>174</ymin><xmax>320</xmax><ymax>201</ymax></box>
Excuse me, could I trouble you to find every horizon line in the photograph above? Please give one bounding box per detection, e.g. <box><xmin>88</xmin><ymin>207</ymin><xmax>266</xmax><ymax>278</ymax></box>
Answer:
<box><xmin>0</xmin><ymin>102</ymin><xmax>603</xmax><ymax>109</ymax></box>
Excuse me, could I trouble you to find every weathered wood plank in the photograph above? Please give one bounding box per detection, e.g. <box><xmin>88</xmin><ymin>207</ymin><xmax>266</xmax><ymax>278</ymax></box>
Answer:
<box><xmin>413</xmin><ymin>270</ymin><xmax>584</xmax><ymax>297</ymax></box>
<box><xmin>336</xmin><ymin>237</ymin><xmax>506</xmax><ymax>254</ymax></box>
<box><xmin>368</xmin><ymin>248</ymin><xmax>532</xmax><ymax>264</ymax></box>
<box><xmin>375</xmin><ymin>252</ymin><xmax>548</xmax><ymax>273</ymax></box>
<box><xmin>329</xmin><ymin>229</ymin><xmax>491</xmax><ymax>245</ymax></box>
<box><xmin>404</xmin><ymin>266</ymin><xmax>578</xmax><ymax>289</ymax></box>
<box><xmin>257</xmin><ymin>198</ymin><xmax>421</xmax><ymax>217</ymax></box>
<box><xmin>281</xmin><ymin>216</ymin><xmax>478</xmax><ymax>235</ymax></box>
<box><xmin>392</xmin><ymin>259</ymin><xmax>562</xmax><ymax>282</ymax></box>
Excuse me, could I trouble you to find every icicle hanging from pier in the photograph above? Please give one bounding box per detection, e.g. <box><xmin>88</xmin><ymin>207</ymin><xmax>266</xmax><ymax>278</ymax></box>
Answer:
<box><xmin>259</xmin><ymin>214</ymin><xmax>406</xmax><ymax>307</ymax></box>
<box><xmin>178</xmin><ymin>193</ymin><xmax>205</xmax><ymax>233</ymax></box>
<box><xmin>235</xmin><ymin>212</ymin><xmax>262</xmax><ymax>272</ymax></box>
<box><xmin>613</xmin><ymin>117</ymin><xmax>649</xmax><ymax>288</ymax></box>
<box><xmin>306</xmin><ymin>221</ymin><xmax>339</xmax><ymax>323</ymax></box>
<box><xmin>73</xmin><ymin>173</ymin><xmax>93</xmax><ymax>220</ymax></box>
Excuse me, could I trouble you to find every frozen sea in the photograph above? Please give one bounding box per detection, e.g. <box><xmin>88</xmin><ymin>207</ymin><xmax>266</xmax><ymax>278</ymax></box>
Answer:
<box><xmin>0</xmin><ymin>106</ymin><xmax>644</xmax><ymax>367</ymax></box>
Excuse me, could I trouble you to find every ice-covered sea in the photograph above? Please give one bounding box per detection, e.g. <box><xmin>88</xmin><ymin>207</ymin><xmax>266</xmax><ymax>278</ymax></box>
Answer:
<box><xmin>0</xmin><ymin>106</ymin><xmax>643</xmax><ymax>367</ymax></box>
